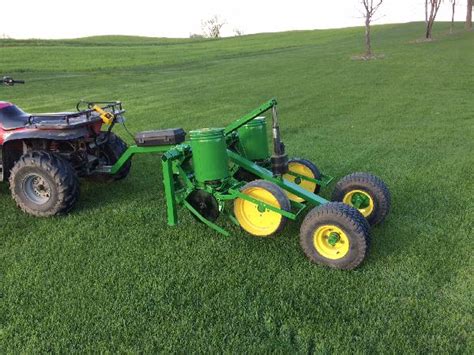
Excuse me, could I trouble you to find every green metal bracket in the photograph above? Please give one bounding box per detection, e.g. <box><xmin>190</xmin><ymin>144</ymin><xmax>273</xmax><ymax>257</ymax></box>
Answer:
<box><xmin>183</xmin><ymin>200</ymin><xmax>230</xmax><ymax>237</ymax></box>
<box><xmin>162</xmin><ymin>155</ymin><xmax>178</xmax><ymax>226</ymax></box>
<box><xmin>223</xmin><ymin>98</ymin><xmax>277</xmax><ymax>136</ymax></box>
<box><xmin>285</xmin><ymin>170</ymin><xmax>334</xmax><ymax>187</ymax></box>
<box><xmin>175</xmin><ymin>164</ymin><xmax>195</xmax><ymax>190</ymax></box>
<box><xmin>227</xmin><ymin>150</ymin><xmax>329</xmax><ymax>206</ymax></box>
<box><xmin>290</xmin><ymin>200</ymin><xmax>307</xmax><ymax>218</ymax></box>
<box><xmin>227</xmin><ymin>188</ymin><xmax>297</xmax><ymax>220</ymax></box>
<box><xmin>222</xmin><ymin>208</ymin><xmax>240</xmax><ymax>226</ymax></box>
<box><xmin>111</xmin><ymin>144</ymin><xmax>173</xmax><ymax>174</ymax></box>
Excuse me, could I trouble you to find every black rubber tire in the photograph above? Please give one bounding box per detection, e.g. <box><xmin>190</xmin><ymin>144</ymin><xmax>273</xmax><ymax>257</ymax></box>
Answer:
<box><xmin>9</xmin><ymin>151</ymin><xmax>80</xmax><ymax>217</ymax></box>
<box><xmin>87</xmin><ymin>132</ymin><xmax>131</xmax><ymax>182</ymax></box>
<box><xmin>287</xmin><ymin>158</ymin><xmax>322</xmax><ymax>194</ymax></box>
<box><xmin>234</xmin><ymin>180</ymin><xmax>291</xmax><ymax>237</ymax></box>
<box><xmin>332</xmin><ymin>172</ymin><xmax>391</xmax><ymax>226</ymax></box>
<box><xmin>300</xmin><ymin>202</ymin><xmax>370</xmax><ymax>270</ymax></box>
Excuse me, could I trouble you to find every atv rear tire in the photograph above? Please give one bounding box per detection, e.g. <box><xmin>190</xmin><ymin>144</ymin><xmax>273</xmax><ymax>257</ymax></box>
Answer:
<box><xmin>9</xmin><ymin>151</ymin><xmax>80</xmax><ymax>217</ymax></box>
<box><xmin>88</xmin><ymin>132</ymin><xmax>131</xmax><ymax>182</ymax></box>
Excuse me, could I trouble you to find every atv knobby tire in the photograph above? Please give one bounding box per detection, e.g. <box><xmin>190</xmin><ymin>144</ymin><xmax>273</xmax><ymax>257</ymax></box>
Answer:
<box><xmin>9</xmin><ymin>151</ymin><xmax>80</xmax><ymax>217</ymax></box>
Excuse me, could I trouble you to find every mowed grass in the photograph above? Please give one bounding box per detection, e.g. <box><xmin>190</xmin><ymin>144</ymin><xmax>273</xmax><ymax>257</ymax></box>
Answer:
<box><xmin>1</xmin><ymin>22</ymin><xmax>473</xmax><ymax>352</ymax></box>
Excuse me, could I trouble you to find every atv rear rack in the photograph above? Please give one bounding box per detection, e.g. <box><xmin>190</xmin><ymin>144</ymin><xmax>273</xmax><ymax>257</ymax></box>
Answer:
<box><xmin>28</xmin><ymin>101</ymin><xmax>125</xmax><ymax>129</ymax></box>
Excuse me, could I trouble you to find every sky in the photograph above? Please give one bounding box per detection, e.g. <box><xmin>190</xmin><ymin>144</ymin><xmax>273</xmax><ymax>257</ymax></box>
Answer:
<box><xmin>1</xmin><ymin>0</ymin><xmax>469</xmax><ymax>39</ymax></box>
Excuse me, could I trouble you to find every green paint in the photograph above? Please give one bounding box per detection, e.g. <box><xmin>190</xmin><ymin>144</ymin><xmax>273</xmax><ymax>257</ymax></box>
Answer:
<box><xmin>223</xmin><ymin>98</ymin><xmax>277</xmax><ymax>135</ymax></box>
<box><xmin>227</xmin><ymin>150</ymin><xmax>329</xmax><ymax>206</ymax></box>
<box><xmin>189</xmin><ymin>128</ymin><xmax>229</xmax><ymax>183</ymax></box>
<box><xmin>162</xmin><ymin>157</ymin><xmax>177</xmax><ymax>226</ymax></box>
<box><xmin>229</xmin><ymin>189</ymin><xmax>298</xmax><ymax>220</ymax></box>
<box><xmin>110</xmin><ymin>144</ymin><xmax>171</xmax><ymax>174</ymax></box>
<box><xmin>351</xmin><ymin>192</ymin><xmax>370</xmax><ymax>209</ymax></box>
<box><xmin>328</xmin><ymin>232</ymin><xmax>340</xmax><ymax>246</ymax></box>
<box><xmin>237</xmin><ymin>117</ymin><xmax>270</xmax><ymax>161</ymax></box>
<box><xmin>285</xmin><ymin>170</ymin><xmax>334</xmax><ymax>187</ymax></box>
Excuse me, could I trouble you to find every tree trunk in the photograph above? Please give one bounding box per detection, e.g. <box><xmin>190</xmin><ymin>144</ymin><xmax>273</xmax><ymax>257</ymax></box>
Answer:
<box><xmin>426</xmin><ymin>13</ymin><xmax>434</xmax><ymax>38</ymax></box>
<box><xmin>451</xmin><ymin>1</ymin><xmax>456</xmax><ymax>34</ymax></box>
<box><xmin>426</xmin><ymin>1</ymin><xmax>442</xmax><ymax>39</ymax></box>
<box><xmin>467</xmin><ymin>0</ymin><xmax>473</xmax><ymax>30</ymax></box>
<box><xmin>425</xmin><ymin>0</ymin><xmax>429</xmax><ymax>24</ymax></box>
<box><xmin>365</xmin><ymin>16</ymin><xmax>372</xmax><ymax>57</ymax></box>
<box><xmin>426</xmin><ymin>2</ymin><xmax>433</xmax><ymax>39</ymax></box>
<box><xmin>426</xmin><ymin>21</ymin><xmax>432</xmax><ymax>39</ymax></box>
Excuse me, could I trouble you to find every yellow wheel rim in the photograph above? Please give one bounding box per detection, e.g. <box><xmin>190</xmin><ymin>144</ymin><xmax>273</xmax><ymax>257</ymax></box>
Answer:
<box><xmin>313</xmin><ymin>225</ymin><xmax>350</xmax><ymax>260</ymax></box>
<box><xmin>342</xmin><ymin>189</ymin><xmax>374</xmax><ymax>217</ymax></box>
<box><xmin>283</xmin><ymin>162</ymin><xmax>318</xmax><ymax>202</ymax></box>
<box><xmin>234</xmin><ymin>186</ymin><xmax>283</xmax><ymax>237</ymax></box>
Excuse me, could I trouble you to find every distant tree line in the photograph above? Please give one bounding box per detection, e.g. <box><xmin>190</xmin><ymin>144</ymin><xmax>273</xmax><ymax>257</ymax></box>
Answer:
<box><xmin>362</xmin><ymin>0</ymin><xmax>473</xmax><ymax>58</ymax></box>
<box><xmin>193</xmin><ymin>3</ymin><xmax>472</xmax><ymax>58</ymax></box>
<box><xmin>425</xmin><ymin>0</ymin><xmax>472</xmax><ymax>38</ymax></box>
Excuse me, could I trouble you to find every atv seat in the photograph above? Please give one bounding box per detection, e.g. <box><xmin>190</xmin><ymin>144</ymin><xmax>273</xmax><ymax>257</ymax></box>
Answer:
<box><xmin>0</xmin><ymin>103</ymin><xmax>30</xmax><ymax>130</ymax></box>
<box><xmin>135</xmin><ymin>128</ymin><xmax>186</xmax><ymax>147</ymax></box>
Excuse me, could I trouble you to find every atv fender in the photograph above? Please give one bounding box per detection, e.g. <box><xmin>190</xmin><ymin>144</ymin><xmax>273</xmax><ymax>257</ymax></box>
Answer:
<box><xmin>2</xmin><ymin>127</ymin><xmax>90</xmax><ymax>144</ymax></box>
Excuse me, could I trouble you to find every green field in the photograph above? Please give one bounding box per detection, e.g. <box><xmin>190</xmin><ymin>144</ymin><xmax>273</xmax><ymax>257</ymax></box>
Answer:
<box><xmin>1</xmin><ymin>22</ymin><xmax>473</xmax><ymax>352</ymax></box>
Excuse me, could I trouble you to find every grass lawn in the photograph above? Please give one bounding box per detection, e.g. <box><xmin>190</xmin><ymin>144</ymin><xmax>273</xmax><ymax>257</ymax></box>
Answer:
<box><xmin>1</xmin><ymin>22</ymin><xmax>473</xmax><ymax>352</ymax></box>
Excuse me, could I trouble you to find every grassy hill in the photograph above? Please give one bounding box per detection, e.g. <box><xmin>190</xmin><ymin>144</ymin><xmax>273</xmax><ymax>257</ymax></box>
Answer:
<box><xmin>1</xmin><ymin>22</ymin><xmax>473</xmax><ymax>352</ymax></box>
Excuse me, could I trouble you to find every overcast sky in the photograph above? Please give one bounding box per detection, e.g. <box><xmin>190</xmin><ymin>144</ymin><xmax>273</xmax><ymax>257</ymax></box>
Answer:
<box><xmin>1</xmin><ymin>0</ymin><xmax>469</xmax><ymax>39</ymax></box>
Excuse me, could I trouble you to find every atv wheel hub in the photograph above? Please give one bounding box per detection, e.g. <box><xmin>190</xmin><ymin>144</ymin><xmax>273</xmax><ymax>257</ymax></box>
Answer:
<box><xmin>23</xmin><ymin>174</ymin><xmax>51</xmax><ymax>204</ymax></box>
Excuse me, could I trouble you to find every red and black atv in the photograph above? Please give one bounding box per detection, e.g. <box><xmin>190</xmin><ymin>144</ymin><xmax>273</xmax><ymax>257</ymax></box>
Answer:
<box><xmin>1</xmin><ymin>76</ymin><xmax>131</xmax><ymax>216</ymax></box>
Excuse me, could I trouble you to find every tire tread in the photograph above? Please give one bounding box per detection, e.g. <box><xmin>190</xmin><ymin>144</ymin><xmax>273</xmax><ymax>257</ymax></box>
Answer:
<box><xmin>332</xmin><ymin>172</ymin><xmax>391</xmax><ymax>225</ymax></box>
<box><xmin>9</xmin><ymin>151</ymin><xmax>79</xmax><ymax>216</ymax></box>
<box><xmin>299</xmin><ymin>202</ymin><xmax>370</xmax><ymax>270</ymax></box>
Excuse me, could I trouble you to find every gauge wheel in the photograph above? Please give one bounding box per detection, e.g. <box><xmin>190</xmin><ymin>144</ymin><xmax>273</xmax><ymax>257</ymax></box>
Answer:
<box><xmin>234</xmin><ymin>180</ymin><xmax>291</xmax><ymax>237</ymax></box>
<box><xmin>283</xmin><ymin>158</ymin><xmax>321</xmax><ymax>202</ymax></box>
<box><xmin>332</xmin><ymin>172</ymin><xmax>391</xmax><ymax>226</ymax></box>
<box><xmin>300</xmin><ymin>202</ymin><xmax>370</xmax><ymax>270</ymax></box>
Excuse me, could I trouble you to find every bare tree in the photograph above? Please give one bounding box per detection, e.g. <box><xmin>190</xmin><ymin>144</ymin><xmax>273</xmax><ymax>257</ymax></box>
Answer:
<box><xmin>425</xmin><ymin>0</ymin><xmax>443</xmax><ymax>40</ymax></box>
<box><xmin>450</xmin><ymin>0</ymin><xmax>456</xmax><ymax>34</ymax></box>
<box><xmin>201</xmin><ymin>15</ymin><xmax>226</xmax><ymax>39</ymax></box>
<box><xmin>361</xmin><ymin>0</ymin><xmax>384</xmax><ymax>57</ymax></box>
<box><xmin>467</xmin><ymin>0</ymin><xmax>473</xmax><ymax>30</ymax></box>
<box><xmin>233</xmin><ymin>28</ymin><xmax>244</xmax><ymax>37</ymax></box>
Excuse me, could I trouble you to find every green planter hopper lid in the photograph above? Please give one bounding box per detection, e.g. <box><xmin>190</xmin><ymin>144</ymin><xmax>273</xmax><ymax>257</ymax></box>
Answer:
<box><xmin>189</xmin><ymin>128</ymin><xmax>225</xmax><ymax>140</ymax></box>
<box><xmin>242</xmin><ymin>117</ymin><xmax>266</xmax><ymax>127</ymax></box>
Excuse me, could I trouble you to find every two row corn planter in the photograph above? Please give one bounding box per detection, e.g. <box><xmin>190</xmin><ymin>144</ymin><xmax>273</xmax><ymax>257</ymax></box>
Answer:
<box><xmin>98</xmin><ymin>98</ymin><xmax>391</xmax><ymax>270</ymax></box>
